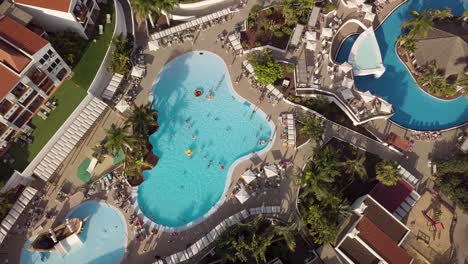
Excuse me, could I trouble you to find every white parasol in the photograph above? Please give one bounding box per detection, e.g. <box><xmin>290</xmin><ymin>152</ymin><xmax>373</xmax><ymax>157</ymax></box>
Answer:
<box><xmin>264</xmin><ymin>165</ymin><xmax>279</xmax><ymax>178</ymax></box>
<box><xmin>241</xmin><ymin>169</ymin><xmax>256</xmax><ymax>184</ymax></box>
<box><xmin>235</xmin><ymin>188</ymin><xmax>250</xmax><ymax>204</ymax></box>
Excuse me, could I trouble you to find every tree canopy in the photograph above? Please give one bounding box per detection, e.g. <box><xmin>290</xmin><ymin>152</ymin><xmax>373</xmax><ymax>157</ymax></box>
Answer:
<box><xmin>299</xmin><ymin>115</ymin><xmax>324</xmax><ymax>143</ymax></box>
<box><xmin>375</xmin><ymin>160</ymin><xmax>400</xmax><ymax>186</ymax></box>
<box><xmin>247</xmin><ymin>50</ymin><xmax>284</xmax><ymax>85</ymax></box>
<box><xmin>434</xmin><ymin>156</ymin><xmax>468</xmax><ymax>212</ymax></box>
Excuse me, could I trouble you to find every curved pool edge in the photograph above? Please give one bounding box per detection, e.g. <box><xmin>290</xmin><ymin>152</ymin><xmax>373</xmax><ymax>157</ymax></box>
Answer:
<box><xmin>136</xmin><ymin>51</ymin><xmax>276</xmax><ymax>232</ymax></box>
<box><xmin>333</xmin><ymin>0</ymin><xmax>468</xmax><ymax>131</ymax></box>
<box><xmin>20</xmin><ymin>200</ymin><xmax>129</xmax><ymax>264</ymax></box>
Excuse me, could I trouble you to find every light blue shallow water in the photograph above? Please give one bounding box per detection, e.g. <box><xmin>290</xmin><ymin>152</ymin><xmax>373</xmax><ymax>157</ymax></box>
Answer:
<box><xmin>138</xmin><ymin>51</ymin><xmax>272</xmax><ymax>228</ymax></box>
<box><xmin>336</xmin><ymin>0</ymin><xmax>468</xmax><ymax>130</ymax></box>
<box><xmin>352</xmin><ymin>30</ymin><xmax>382</xmax><ymax>70</ymax></box>
<box><xmin>21</xmin><ymin>201</ymin><xmax>127</xmax><ymax>264</ymax></box>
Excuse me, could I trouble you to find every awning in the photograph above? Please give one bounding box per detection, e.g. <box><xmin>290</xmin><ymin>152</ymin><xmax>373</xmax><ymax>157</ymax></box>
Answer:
<box><xmin>342</xmin><ymin>77</ymin><xmax>354</xmax><ymax>88</ymax></box>
<box><xmin>148</xmin><ymin>40</ymin><xmax>160</xmax><ymax>51</ymax></box>
<box><xmin>241</xmin><ymin>169</ymin><xmax>256</xmax><ymax>184</ymax></box>
<box><xmin>290</xmin><ymin>24</ymin><xmax>305</xmax><ymax>47</ymax></box>
<box><xmin>340</xmin><ymin>88</ymin><xmax>354</xmax><ymax>101</ymax></box>
<box><xmin>364</xmin><ymin>12</ymin><xmax>376</xmax><ymax>22</ymax></box>
<box><xmin>306</xmin><ymin>40</ymin><xmax>317</xmax><ymax>51</ymax></box>
<box><xmin>321</xmin><ymin>27</ymin><xmax>333</xmax><ymax>38</ymax></box>
<box><xmin>380</xmin><ymin>100</ymin><xmax>392</xmax><ymax>113</ymax></box>
<box><xmin>305</xmin><ymin>31</ymin><xmax>317</xmax><ymax>41</ymax></box>
<box><xmin>115</xmin><ymin>99</ymin><xmax>130</xmax><ymax>113</ymax></box>
<box><xmin>361</xmin><ymin>91</ymin><xmax>375</xmax><ymax>103</ymax></box>
<box><xmin>308</xmin><ymin>7</ymin><xmax>321</xmax><ymax>27</ymax></box>
<box><xmin>339</xmin><ymin>62</ymin><xmax>353</xmax><ymax>73</ymax></box>
<box><xmin>264</xmin><ymin>165</ymin><xmax>278</xmax><ymax>178</ymax></box>
<box><xmin>235</xmin><ymin>188</ymin><xmax>250</xmax><ymax>204</ymax></box>
<box><xmin>387</xmin><ymin>132</ymin><xmax>410</xmax><ymax>152</ymax></box>
<box><xmin>131</xmin><ymin>65</ymin><xmax>146</xmax><ymax>78</ymax></box>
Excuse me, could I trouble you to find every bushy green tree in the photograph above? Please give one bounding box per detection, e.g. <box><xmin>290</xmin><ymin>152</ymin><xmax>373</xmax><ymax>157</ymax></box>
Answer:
<box><xmin>418</xmin><ymin>63</ymin><xmax>456</xmax><ymax>97</ymax></box>
<box><xmin>299</xmin><ymin>115</ymin><xmax>324</xmax><ymax>143</ymax></box>
<box><xmin>375</xmin><ymin>160</ymin><xmax>400</xmax><ymax>186</ymax></box>
<box><xmin>109</xmin><ymin>34</ymin><xmax>133</xmax><ymax>75</ymax></box>
<box><xmin>247</xmin><ymin>50</ymin><xmax>284</xmax><ymax>85</ymax></box>
<box><xmin>434</xmin><ymin>156</ymin><xmax>468</xmax><ymax>211</ymax></box>
<box><xmin>281</xmin><ymin>0</ymin><xmax>315</xmax><ymax>25</ymax></box>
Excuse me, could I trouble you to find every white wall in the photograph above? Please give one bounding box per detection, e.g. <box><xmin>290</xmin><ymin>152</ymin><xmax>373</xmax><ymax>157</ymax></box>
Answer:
<box><xmin>15</xmin><ymin>4</ymin><xmax>87</xmax><ymax>39</ymax></box>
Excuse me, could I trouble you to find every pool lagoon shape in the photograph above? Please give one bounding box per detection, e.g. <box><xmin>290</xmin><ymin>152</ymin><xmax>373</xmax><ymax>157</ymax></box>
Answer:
<box><xmin>138</xmin><ymin>51</ymin><xmax>273</xmax><ymax>228</ymax></box>
<box><xmin>21</xmin><ymin>201</ymin><xmax>127</xmax><ymax>264</ymax></box>
<box><xmin>336</xmin><ymin>0</ymin><xmax>468</xmax><ymax>131</ymax></box>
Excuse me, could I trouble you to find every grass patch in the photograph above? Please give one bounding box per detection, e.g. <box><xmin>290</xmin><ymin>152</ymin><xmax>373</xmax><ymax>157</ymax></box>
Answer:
<box><xmin>77</xmin><ymin>158</ymin><xmax>92</xmax><ymax>183</ymax></box>
<box><xmin>1</xmin><ymin>2</ymin><xmax>116</xmax><ymax>178</ymax></box>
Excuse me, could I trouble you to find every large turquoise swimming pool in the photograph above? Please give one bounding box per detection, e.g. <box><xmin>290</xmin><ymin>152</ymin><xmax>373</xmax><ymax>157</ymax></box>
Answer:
<box><xmin>21</xmin><ymin>201</ymin><xmax>127</xmax><ymax>264</ymax></box>
<box><xmin>336</xmin><ymin>0</ymin><xmax>468</xmax><ymax>130</ymax></box>
<box><xmin>138</xmin><ymin>51</ymin><xmax>273</xmax><ymax>228</ymax></box>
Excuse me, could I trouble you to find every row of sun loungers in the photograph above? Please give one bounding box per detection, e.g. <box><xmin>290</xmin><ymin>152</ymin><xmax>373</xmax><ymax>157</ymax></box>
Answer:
<box><xmin>397</xmin><ymin>165</ymin><xmax>419</xmax><ymax>187</ymax></box>
<box><xmin>279</xmin><ymin>113</ymin><xmax>296</xmax><ymax>147</ymax></box>
<box><xmin>102</xmin><ymin>73</ymin><xmax>123</xmax><ymax>101</ymax></box>
<box><xmin>159</xmin><ymin>205</ymin><xmax>282</xmax><ymax>264</ymax></box>
<box><xmin>150</xmin><ymin>8</ymin><xmax>233</xmax><ymax>41</ymax></box>
<box><xmin>0</xmin><ymin>187</ymin><xmax>37</xmax><ymax>245</ymax></box>
<box><xmin>33</xmin><ymin>97</ymin><xmax>107</xmax><ymax>182</ymax></box>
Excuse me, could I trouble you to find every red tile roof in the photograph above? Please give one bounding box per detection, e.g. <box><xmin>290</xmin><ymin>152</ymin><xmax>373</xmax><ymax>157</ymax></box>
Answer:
<box><xmin>0</xmin><ymin>16</ymin><xmax>48</xmax><ymax>55</ymax></box>
<box><xmin>357</xmin><ymin>216</ymin><xmax>412</xmax><ymax>264</ymax></box>
<box><xmin>0</xmin><ymin>64</ymin><xmax>20</xmax><ymax>99</ymax></box>
<box><xmin>14</xmin><ymin>0</ymin><xmax>72</xmax><ymax>12</ymax></box>
<box><xmin>370</xmin><ymin>180</ymin><xmax>413</xmax><ymax>213</ymax></box>
<box><xmin>0</xmin><ymin>40</ymin><xmax>31</xmax><ymax>73</ymax></box>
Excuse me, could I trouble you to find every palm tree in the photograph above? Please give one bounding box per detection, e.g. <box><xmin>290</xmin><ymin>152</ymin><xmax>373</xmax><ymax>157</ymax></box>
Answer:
<box><xmin>126</xmin><ymin>103</ymin><xmax>158</xmax><ymax>138</ymax></box>
<box><xmin>401</xmin><ymin>10</ymin><xmax>433</xmax><ymax>39</ymax></box>
<box><xmin>431</xmin><ymin>8</ymin><xmax>453</xmax><ymax>20</ymax></box>
<box><xmin>397</xmin><ymin>35</ymin><xmax>417</xmax><ymax>52</ymax></box>
<box><xmin>340</xmin><ymin>152</ymin><xmax>367</xmax><ymax>181</ymax></box>
<box><xmin>299</xmin><ymin>115</ymin><xmax>324</xmax><ymax>143</ymax></box>
<box><xmin>375</xmin><ymin>160</ymin><xmax>400</xmax><ymax>186</ymax></box>
<box><xmin>273</xmin><ymin>221</ymin><xmax>298</xmax><ymax>251</ymax></box>
<box><xmin>124</xmin><ymin>154</ymin><xmax>154</xmax><ymax>177</ymax></box>
<box><xmin>417</xmin><ymin>63</ymin><xmax>455</xmax><ymax>97</ymax></box>
<box><xmin>154</xmin><ymin>0</ymin><xmax>180</xmax><ymax>14</ymax></box>
<box><xmin>104</xmin><ymin>124</ymin><xmax>133</xmax><ymax>155</ymax></box>
<box><xmin>130</xmin><ymin>0</ymin><xmax>158</xmax><ymax>20</ymax></box>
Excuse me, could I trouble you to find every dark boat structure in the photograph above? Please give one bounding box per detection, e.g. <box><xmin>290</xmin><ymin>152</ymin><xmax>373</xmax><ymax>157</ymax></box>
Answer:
<box><xmin>28</xmin><ymin>217</ymin><xmax>89</xmax><ymax>253</ymax></box>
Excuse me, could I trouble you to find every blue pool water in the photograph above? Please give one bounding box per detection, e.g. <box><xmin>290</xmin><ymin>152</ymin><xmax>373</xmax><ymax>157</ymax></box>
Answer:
<box><xmin>138</xmin><ymin>51</ymin><xmax>273</xmax><ymax>228</ymax></box>
<box><xmin>21</xmin><ymin>201</ymin><xmax>127</xmax><ymax>264</ymax></box>
<box><xmin>336</xmin><ymin>0</ymin><xmax>468</xmax><ymax>130</ymax></box>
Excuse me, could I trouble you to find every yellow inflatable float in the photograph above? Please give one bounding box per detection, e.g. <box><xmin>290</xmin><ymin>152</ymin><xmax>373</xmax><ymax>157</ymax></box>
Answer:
<box><xmin>185</xmin><ymin>149</ymin><xmax>193</xmax><ymax>157</ymax></box>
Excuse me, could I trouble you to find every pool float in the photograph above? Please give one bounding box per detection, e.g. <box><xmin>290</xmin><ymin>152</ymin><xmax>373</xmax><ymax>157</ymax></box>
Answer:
<box><xmin>194</xmin><ymin>89</ymin><xmax>203</xmax><ymax>97</ymax></box>
<box><xmin>185</xmin><ymin>149</ymin><xmax>193</xmax><ymax>156</ymax></box>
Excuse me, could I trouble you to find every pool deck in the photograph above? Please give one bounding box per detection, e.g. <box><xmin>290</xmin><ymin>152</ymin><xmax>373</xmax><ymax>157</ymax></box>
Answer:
<box><xmin>1</xmin><ymin>0</ymin><xmax>467</xmax><ymax>263</ymax></box>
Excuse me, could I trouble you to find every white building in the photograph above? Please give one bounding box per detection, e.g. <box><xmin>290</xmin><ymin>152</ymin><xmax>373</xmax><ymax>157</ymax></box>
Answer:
<box><xmin>13</xmin><ymin>0</ymin><xmax>100</xmax><ymax>39</ymax></box>
<box><xmin>0</xmin><ymin>15</ymin><xmax>71</xmax><ymax>152</ymax></box>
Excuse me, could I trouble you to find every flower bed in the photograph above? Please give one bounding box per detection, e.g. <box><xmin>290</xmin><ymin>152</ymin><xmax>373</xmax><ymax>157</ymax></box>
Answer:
<box><xmin>241</xmin><ymin>6</ymin><xmax>294</xmax><ymax>50</ymax></box>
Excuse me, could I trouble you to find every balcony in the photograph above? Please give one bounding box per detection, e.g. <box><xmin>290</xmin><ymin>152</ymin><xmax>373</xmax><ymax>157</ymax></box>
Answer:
<box><xmin>7</xmin><ymin>106</ymin><xmax>23</xmax><ymax>123</ymax></box>
<box><xmin>0</xmin><ymin>100</ymin><xmax>14</xmax><ymax>116</ymax></box>
<box><xmin>73</xmin><ymin>2</ymin><xmax>90</xmax><ymax>24</ymax></box>
<box><xmin>27</xmin><ymin>68</ymin><xmax>47</xmax><ymax>87</ymax></box>
<box><xmin>21</xmin><ymin>90</ymin><xmax>37</xmax><ymax>107</ymax></box>
<box><xmin>13</xmin><ymin>110</ymin><xmax>32</xmax><ymax>128</ymax></box>
<box><xmin>28</xmin><ymin>95</ymin><xmax>45</xmax><ymax>113</ymax></box>
<box><xmin>38</xmin><ymin>77</ymin><xmax>55</xmax><ymax>95</ymax></box>
<box><xmin>11</xmin><ymin>83</ymin><xmax>27</xmax><ymax>100</ymax></box>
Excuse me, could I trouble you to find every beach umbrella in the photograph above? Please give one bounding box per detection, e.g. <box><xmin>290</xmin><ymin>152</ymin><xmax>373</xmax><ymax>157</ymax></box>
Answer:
<box><xmin>361</xmin><ymin>91</ymin><xmax>375</xmax><ymax>103</ymax></box>
<box><xmin>241</xmin><ymin>169</ymin><xmax>256</xmax><ymax>184</ymax></box>
<box><xmin>235</xmin><ymin>188</ymin><xmax>250</xmax><ymax>204</ymax></box>
<box><xmin>264</xmin><ymin>165</ymin><xmax>278</xmax><ymax>178</ymax></box>
<box><xmin>339</xmin><ymin>62</ymin><xmax>353</xmax><ymax>73</ymax></box>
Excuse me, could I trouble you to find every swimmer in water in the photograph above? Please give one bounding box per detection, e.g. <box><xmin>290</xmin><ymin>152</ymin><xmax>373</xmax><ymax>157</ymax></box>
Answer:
<box><xmin>208</xmin><ymin>160</ymin><xmax>213</xmax><ymax>168</ymax></box>
<box><xmin>214</xmin><ymin>117</ymin><xmax>220</xmax><ymax>121</ymax></box>
<box><xmin>185</xmin><ymin>119</ymin><xmax>190</xmax><ymax>124</ymax></box>
<box><xmin>192</xmin><ymin>134</ymin><xmax>196</xmax><ymax>139</ymax></box>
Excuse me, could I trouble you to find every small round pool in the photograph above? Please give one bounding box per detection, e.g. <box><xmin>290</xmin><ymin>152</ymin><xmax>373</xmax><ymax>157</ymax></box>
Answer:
<box><xmin>21</xmin><ymin>201</ymin><xmax>127</xmax><ymax>264</ymax></box>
